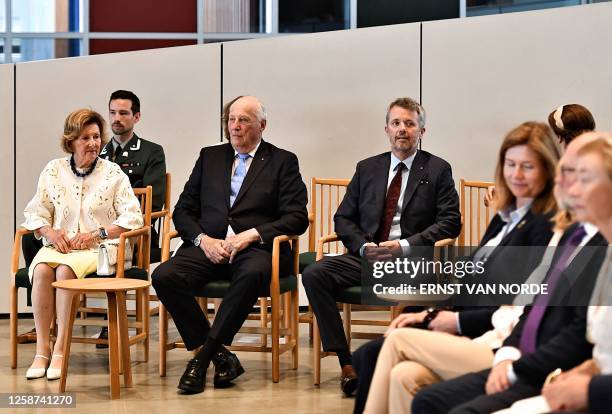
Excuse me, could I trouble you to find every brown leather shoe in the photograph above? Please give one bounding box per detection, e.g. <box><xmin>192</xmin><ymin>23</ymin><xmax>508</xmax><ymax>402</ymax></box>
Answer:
<box><xmin>340</xmin><ymin>365</ymin><xmax>358</xmax><ymax>396</ymax></box>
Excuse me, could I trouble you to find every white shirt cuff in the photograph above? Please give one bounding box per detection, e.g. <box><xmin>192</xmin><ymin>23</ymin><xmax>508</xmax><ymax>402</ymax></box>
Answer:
<box><xmin>493</xmin><ymin>346</ymin><xmax>522</xmax><ymax>366</ymax></box>
<box><xmin>507</xmin><ymin>363</ymin><xmax>518</xmax><ymax>385</ymax></box>
<box><xmin>399</xmin><ymin>239</ymin><xmax>410</xmax><ymax>256</ymax></box>
<box><xmin>455</xmin><ymin>312</ymin><xmax>462</xmax><ymax>334</ymax></box>
<box><xmin>360</xmin><ymin>242</ymin><xmax>376</xmax><ymax>257</ymax></box>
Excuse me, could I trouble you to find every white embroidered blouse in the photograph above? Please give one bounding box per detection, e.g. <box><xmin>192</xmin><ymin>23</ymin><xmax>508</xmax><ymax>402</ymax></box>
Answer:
<box><xmin>22</xmin><ymin>157</ymin><xmax>143</xmax><ymax>244</ymax></box>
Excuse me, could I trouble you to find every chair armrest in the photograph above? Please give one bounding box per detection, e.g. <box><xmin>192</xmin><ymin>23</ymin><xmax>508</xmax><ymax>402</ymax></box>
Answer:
<box><xmin>12</xmin><ymin>228</ymin><xmax>33</xmax><ymax>275</ymax></box>
<box><xmin>270</xmin><ymin>235</ymin><xmax>300</xmax><ymax>297</ymax></box>
<box><xmin>161</xmin><ymin>230</ymin><xmax>180</xmax><ymax>263</ymax></box>
<box><xmin>307</xmin><ymin>211</ymin><xmax>315</xmax><ymax>251</ymax></box>
<box><xmin>116</xmin><ymin>227</ymin><xmax>150</xmax><ymax>278</ymax></box>
<box><xmin>435</xmin><ymin>238</ymin><xmax>456</xmax><ymax>247</ymax></box>
<box><xmin>151</xmin><ymin>209</ymin><xmax>170</xmax><ymax>220</ymax></box>
<box><xmin>316</xmin><ymin>233</ymin><xmax>340</xmax><ymax>261</ymax></box>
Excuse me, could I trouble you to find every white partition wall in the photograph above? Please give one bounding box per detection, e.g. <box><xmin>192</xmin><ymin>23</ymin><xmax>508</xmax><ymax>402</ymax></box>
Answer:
<box><xmin>1</xmin><ymin>65</ymin><xmax>14</xmax><ymax>314</ymax></box>
<box><xmin>422</xmin><ymin>2</ymin><xmax>612</xmax><ymax>184</ymax></box>
<box><xmin>15</xmin><ymin>44</ymin><xmax>222</xmax><ymax>240</ymax></box>
<box><xmin>223</xmin><ymin>24</ymin><xmax>422</xmax><ymax>184</ymax></box>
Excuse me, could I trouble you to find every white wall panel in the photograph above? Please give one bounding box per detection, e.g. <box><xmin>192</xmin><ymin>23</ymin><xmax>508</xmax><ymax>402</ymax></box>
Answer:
<box><xmin>16</xmin><ymin>44</ymin><xmax>222</xmax><ymax>238</ymax></box>
<box><xmin>0</xmin><ymin>64</ymin><xmax>14</xmax><ymax>314</ymax></box>
<box><xmin>422</xmin><ymin>3</ymin><xmax>612</xmax><ymax>184</ymax></box>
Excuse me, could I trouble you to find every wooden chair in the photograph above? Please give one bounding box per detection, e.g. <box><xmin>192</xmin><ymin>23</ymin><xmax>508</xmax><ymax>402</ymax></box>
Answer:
<box><xmin>458</xmin><ymin>179</ymin><xmax>495</xmax><ymax>247</ymax></box>
<box><xmin>299</xmin><ymin>178</ymin><xmax>350</xmax><ymax>336</ymax></box>
<box><xmin>311</xmin><ymin>234</ymin><xmax>456</xmax><ymax>385</ymax></box>
<box><xmin>10</xmin><ymin>186</ymin><xmax>153</xmax><ymax>369</ymax></box>
<box><xmin>158</xmin><ymin>229</ymin><xmax>300</xmax><ymax>383</ymax></box>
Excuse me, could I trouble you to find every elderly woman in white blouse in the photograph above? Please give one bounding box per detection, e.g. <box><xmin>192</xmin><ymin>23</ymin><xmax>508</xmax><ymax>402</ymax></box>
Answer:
<box><xmin>22</xmin><ymin>108</ymin><xmax>143</xmax><ymax>380</ymax></box>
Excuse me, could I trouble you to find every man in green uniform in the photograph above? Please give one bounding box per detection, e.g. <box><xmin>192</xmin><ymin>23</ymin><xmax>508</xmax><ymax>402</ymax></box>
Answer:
<box><xmin>96</xmin><ymin>90</ymin><xmax>167</xmax><ymax>347</ymax></box>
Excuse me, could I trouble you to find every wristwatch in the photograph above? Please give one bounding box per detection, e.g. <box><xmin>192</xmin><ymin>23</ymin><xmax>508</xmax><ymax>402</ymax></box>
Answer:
<box><xmin>193</xmin><ymin>233</ymin><xmax>204</xmax><ymax>247</ymax></box>
<box><xmin>98</xmin><ymin>227</ymin><xmax>108</xmax><ymax>241</ymax></box>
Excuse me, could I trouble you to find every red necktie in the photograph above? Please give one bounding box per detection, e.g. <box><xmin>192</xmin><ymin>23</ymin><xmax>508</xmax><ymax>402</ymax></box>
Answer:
<box><xmin>375</xmin><ymin>163</ymin><xmax>406</xmax><ymax>243</ymax></box>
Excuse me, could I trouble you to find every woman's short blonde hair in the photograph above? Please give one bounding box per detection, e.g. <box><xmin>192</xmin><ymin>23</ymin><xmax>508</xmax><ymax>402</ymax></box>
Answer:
<box><xmin>494</xmin><ymin>121</ymin><xmax>561</xmax><ymax>214</ymax></box>
<box><xmin>577</xmin><ymin>133</ymin><xmax>612</xmax><ymax>181</ymax></box>
<box><xmin>60</xmin><ymin>108</ymin><xmax>109</xmax><ymax>154</ymax></box>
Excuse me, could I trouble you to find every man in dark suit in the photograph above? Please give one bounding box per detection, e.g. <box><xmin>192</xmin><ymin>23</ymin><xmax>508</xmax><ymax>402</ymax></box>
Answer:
<box><xmin>152</xmin><ymin>96</ymin><xmax>308</xmax><ymax>394</ymax></box>
<box><xmin>302</xmin><ymin>97</ymin><xmax>462</xmax><ymax>396</ymax></box>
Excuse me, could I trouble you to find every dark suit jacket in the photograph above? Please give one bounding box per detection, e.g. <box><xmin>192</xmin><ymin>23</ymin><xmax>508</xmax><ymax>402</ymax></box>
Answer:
<box><xmin>100</xmin><ymin>134</ymin><xmax>167</xmax><ymax>212</ymax></box>
<box><xmin>503</xmin><ymin>226</ymin><xmax>608</xmax><ymax>386</ymax></box>
<box><xmin>457</xmin><ymin>210</ymin><xmax>555</xmax><ymax>337</ymax></box>
<box><xmin>334</xmin><ymin>150</ymin><xmax>461</xmax><ymax>256</ymax></box>
<box><xmin>173</xmin><ymin>140</ymin><xmax>308</xmax><ymax>254</ymax></box>
<box><xmin>589</xmin><ymin>374</ymin><xmax>612</xmax><ymax>414</ymax></box>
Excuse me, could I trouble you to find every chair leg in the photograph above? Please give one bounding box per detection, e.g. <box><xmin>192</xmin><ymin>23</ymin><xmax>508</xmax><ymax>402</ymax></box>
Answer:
<box><xmin>291</xmin><ymin>289</ymin><xmax>299</xmax><ymax>370</ymax></box>
<box><xmin>271</xmin><ymin>292</ymin><xmax>280</xmax><ymax>383</ymax></box>
<box><xmin>159</xmin><ymin>303</ymin><xmax>167</xmax><ymax>377</ymax></box>
<box><xmin>260</xmin><ymin>298</ymin><xmax>268</xmax><ymax>347</ymax></box>
<box><xmin>116</xmin><ymin>292</ymin><xmax>133</xmax><ymax>388</ymax></box>
<box><xmin>142</xmin><ymin>288</ymin><xmax>150</xmax><ymax>363</ymax></box>
<box><xmin>10</xmin><ymin>285</ymin><xmax>18</xmax><ymax>369</ymax></box>
<box><xmin>313</xmin><ymin>314</ymin><xmax>321</xmax><ymax>385</ymax></box>
<box><xmin>106</xmin><ymin>292</ymin><xmax>121</xmax><ymax>399</ymax></box>
<box><xmin>59</xmin><ymin>294</ymin><xmax>79</xmax><ymax>393</ymax></box>
<box><xmin>343</xmin><ymin>303</ymin><xmax>352</xmax><ymax>348</ymax></box>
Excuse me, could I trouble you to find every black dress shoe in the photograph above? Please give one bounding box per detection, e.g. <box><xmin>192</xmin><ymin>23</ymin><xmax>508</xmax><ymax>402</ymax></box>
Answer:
<box><xmin>212</xmin><ymin>350</ymin><xmax>245</xmax><ymax>388</ymax></box>
<box><xmin>177</xmin><ymin>358</ymin><xmax>206</xmax><ymax>394</ymax></box>
<box><xmin>340</xmin><ymin>372</ymin><xmax>358</xmax><ymax>397</ymax></box>
<box><xmin>96</xmin><ymin>327</ymin><xmax>108</xmax><ymax>349</ymax></box>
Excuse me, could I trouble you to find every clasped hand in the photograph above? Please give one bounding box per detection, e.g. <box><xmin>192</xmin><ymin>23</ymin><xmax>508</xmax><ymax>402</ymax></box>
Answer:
<box><xmin>200</xmin><ymin>228</ymin><xmax>260</xmax><ymax>264</ymax></box>
<box><xmin>364</xmin><ymin>240</ymin><xmax>403</xmax><ymax>263</ymax></box>
<box><xmin>44</xmin><ymin>228</ymin><xmax>96</xmax><ymax>253</ymax></box>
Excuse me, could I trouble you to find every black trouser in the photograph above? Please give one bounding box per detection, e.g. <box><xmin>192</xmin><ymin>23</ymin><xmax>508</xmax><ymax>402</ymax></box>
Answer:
<box><xmin>302</xmin><ymin>254</ymin><xmax>362</xmax><ymax>354</ymax></box>
<box><xmin>152</xmin><ymin>244</ymin><xmax>291</xmax><ymax>349</ymax></box>
<box><xmin>353</xmin><ymin>336</ymin><xmax>385</xmax><ymax>414</ymax></box>
<box><xmin>412</xmin><ymin>368</ymin><xmax>540</xmax><ymax>414</ymax></box>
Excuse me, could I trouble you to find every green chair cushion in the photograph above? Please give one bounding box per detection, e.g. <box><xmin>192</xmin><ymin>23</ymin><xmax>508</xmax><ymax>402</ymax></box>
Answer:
<box><xmin>15</xmin><ymin>268</ymin><xmax>31</xmax><ymax>289</ymax></box>
<box><xmin>336</xmin><ymin>285</ymin><xmax>397</xmax><ymax>306</ymax></box>
<box><xmin>194</xmin><ymin>274</ymin><xmax>298</xmax><ymax>299</ymax></box>
<box><xmin>299</xmin><ymin>251</ymin><xmax>317</xmax><ymax>273</ymax></box>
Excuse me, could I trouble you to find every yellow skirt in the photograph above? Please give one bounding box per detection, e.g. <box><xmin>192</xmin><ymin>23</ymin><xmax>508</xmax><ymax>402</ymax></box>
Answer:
<box><xmin>28</xmin><ymin>246</ymin><xmax>98</xmax><ymax>283</ymax></box>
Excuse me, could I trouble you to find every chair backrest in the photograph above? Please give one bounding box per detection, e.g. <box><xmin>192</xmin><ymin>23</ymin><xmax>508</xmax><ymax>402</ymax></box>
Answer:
<box><xmin>132</xmin><ymin>186</ymin><xmax>153</xmax><ymax>270</ymax></box>
<box><xmin>458</xmin><ymin>179</ymin><xmax>494</xmax><ymax>247</ymax></box>
<box><xmin>308</xmin><ymin>178</ymin><xmax>350</xmax><ymax>255</ymax></box>
<box><xmin>151</xmin><ymin>172</ymin><xmax>172</xmax><ymax>239</ymax></box>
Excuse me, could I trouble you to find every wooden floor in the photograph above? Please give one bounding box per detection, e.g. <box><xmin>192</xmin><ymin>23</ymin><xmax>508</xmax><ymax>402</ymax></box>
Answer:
<box><xmin>1</xmin><ymin>313</ymin><xmax>385</xmax><ymax>413</ymax></box>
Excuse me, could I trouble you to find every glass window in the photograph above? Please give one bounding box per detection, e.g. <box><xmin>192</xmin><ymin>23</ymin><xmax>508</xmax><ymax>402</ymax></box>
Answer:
<box><xmin>204</xmin><ymin>0</ymin><xmax>266</xmax><ymax>33</ymax></box>
<box><xmin>467</xmin><ymin>0</ymin><xmax>582</xmax><ymax>17</ymax></box>
<box><xmin>280</xmin><ymin>0</ymin><xmax>349</xmax><ymax>33</ymax></box>
<box><xmin>11</xmin><ymin>0</ymin><xmax>83</xmax><ymax>32</ymax></box>
<box><xmin>0</xmin><ymin>38</ymin><xmax>5</xmax><ymax>63</ymax></box>
<box><xmin>12</xmin><ymin>38</ymin><xmax>82</xmax><ymax>62</ymax></box>
<box><xmin>0</xmin><ymin>0</ymin><xmax>6</xmax><ymax>32</ymax></box>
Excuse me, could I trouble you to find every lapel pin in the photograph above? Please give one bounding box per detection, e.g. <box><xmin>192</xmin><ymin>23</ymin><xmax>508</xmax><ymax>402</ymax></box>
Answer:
<box><xmin>123</xmin><ymin>151</ymin><xmax>128</xmax><ymax>157</ymax></box>
<box><xmin>517</xmin><ymin>220</ymin><xmax>526</xmax><ymax>229</ymax></box>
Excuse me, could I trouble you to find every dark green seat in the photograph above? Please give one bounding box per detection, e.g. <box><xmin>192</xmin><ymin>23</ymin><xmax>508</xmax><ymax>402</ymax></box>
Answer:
<box><xmin>336</xmin><ymin>285</ymin><xmax>397</xmax><ymax>306</ymax></box>
<box><xmin>193</xmin><ymin>274</ymin><xmax>298</xmax><ymax>298</ymax></box>
<box><xmin>299</xmin><ymin>251</ymin><xmax>317</xmax><ymax>273</ymax></box>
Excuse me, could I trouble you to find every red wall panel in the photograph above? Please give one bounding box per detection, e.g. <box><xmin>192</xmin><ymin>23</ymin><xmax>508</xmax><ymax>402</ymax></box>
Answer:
<box><xmin>89</xmin><ymin>0</ymin><xmax>197</xmax><ymax>32</ymax></box>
